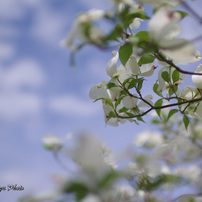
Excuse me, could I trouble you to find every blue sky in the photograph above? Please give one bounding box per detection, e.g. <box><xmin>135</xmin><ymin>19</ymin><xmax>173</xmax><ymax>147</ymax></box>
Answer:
<box><xmin>0</xmin><ymin>0</ymin><xmax>202</xmax><ymax>201</ymax></box>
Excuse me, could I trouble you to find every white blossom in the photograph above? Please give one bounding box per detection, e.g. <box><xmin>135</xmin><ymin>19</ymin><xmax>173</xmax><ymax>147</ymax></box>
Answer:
<box><xmin>106</xmin><ymin>51</ymin><xmax>119</xmax><ymax>77</ymax></box>
<box><xmin>192</xmin><ymin>64</ymin><xmax>202</xmax><ymax>89</ymax></box>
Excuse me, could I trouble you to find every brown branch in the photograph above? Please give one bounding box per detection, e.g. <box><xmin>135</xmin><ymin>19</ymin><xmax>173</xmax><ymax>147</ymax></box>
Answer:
<box><xmin>157</xmin><ymin>52</ymin><xmax>202</xmax><ymax>76</ymax></box>
<box><xmin>117</xmin><ymin>97</ymin><xmax>202</xmax><ymax>119</ymax></box>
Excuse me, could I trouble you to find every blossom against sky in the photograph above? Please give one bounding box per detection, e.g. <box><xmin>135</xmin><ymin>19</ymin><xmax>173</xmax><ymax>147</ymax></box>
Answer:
<box><xmin>0</xmin><ymin>0</ymin><xmax>202</xmax><ymax>201</ymax></box>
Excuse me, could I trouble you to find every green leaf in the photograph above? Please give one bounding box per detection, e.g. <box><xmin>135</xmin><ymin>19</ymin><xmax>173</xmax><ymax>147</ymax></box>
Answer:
<box><xmin>153</xmin><ymin>83</ymin><xmax>163</xmax><ymax>97</ymax></box>
<box><xmin>105</xmin><ymin>23</ymin><xmax>123</xmax><ymax>41</ymax></box>
<box><xmin>169</xmin><ymin>85</ymin><xmax>178</xmax><ymax>97</ymax></box>
<box><xmin>138</xmin><ymin>54</ymin><xmax>155</xmax><ymax>66</ymax></box>
<box><xmin>137</xmin><ymin>79</ymin><xmax>144</xmax><ymax>91</ymax></box>
<box><xmin>135</xmin><ymin>31</ymin><xmax>150</xmax><ymax>42</ymax></box>
<box><xmin>176</xmin><ymin>10</ymin><xmax>189</xmax><ymax>19</ymax></box>
<box><xmin>128</xmin><ymin>78</ymin><xmax>137</xmax><ymax>89</ymax></box>
<box><xmin>167</xmin><ymin>109</ymin><xmax>178</xmax><ymax>121</ymax></box>
<box><xmin>183</xmin><ymin>115</ymin><xmax>190</xmax><ymax>130</ymax></box>
<box><xmin>105</xmin><ymin>82</ymin><xmax>118</xmax><ymax>89</ymax></box>
<box><xmin>115</xmin><ymin>96</ymin><xmax>124</xmax><ymax>109</ymax></box>
<box><xmin>118</xmin><ymin>107</ymin><xmax>129</xmax><ymax>113</ymax></box>
<box><xmin>64</xmin><ymin>182</ymin><xmax>88</xmax><ymax>201</ymax></box>
<box><xmin>154</xmin><ymin>99</ymin><xmax>163</xmax><ymax>118</ymax></box>
<box><xmin>161</xmin><ymin>71</ymin><xmax>170</xmax><ymax>83</ymax></box>
<box><xmin>124</xmin><ymin>11</ymin><xmax>149</xmax><ymax>28</ymax></box>
<box><xmin>172</xmin><ymin>70</ymin><xmax>180</xmax><ymax>84</ymax></box>
<box><xmin>151</xmin><ymin>119</ymin><xmax>161</xmax><ymax>124</ymax></box>
<box><xmin>119</xmin><ymin>43</ymin><xmax>133</xmax><ymax>66</ymax></box>
<box><xmin>98</xmin><ymin>171</ymin><xmax>120</xmax><ymax>188</ymax></box>
<box><xmin>109</xmin><ymin>111</ymin><xmax>117</xmax><ymax>118</ymax></box>
<box><xmin>137</xmin><ymin>116</ymin><xmax>145</xmax><ymax>123</ymax></box>
<box><xmin>126</xmin><ymin>112</ymin><xmax>135</xmax><ymax>117</ymax></box>
<box><xmin>137</xmin><ymin>174</ymin><xmax>182</xmax><ymax>192</ymax></box>
<box><xmin>105</xmin><ymin>98</ymin><xmax>114</xmax><ymax>108</ymax></box>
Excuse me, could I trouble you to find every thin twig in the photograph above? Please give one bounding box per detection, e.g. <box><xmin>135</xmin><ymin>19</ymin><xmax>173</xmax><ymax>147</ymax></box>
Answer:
<box><xmin>157</xmin><ymin>52</ymin><xmax>202</xmax><ymax>76</ymax></box>
<box><xmin>117</xmin><ymin>97</ymin><xmax>202</xmax><ymax>119</ymax></box>
<box><xmin>182</xmin><ymin>2</ymin><xmax>202</xmax><ymax>24</ymax></box>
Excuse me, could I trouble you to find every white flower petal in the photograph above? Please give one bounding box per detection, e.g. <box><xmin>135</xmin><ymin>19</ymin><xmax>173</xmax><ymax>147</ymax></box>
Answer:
<box><xmin>192</xmin><ymin>64</ymin><xmax>202</xmax><ymax>89</ymax></box>
<box><xmin>106</xmin><ymin>51</ymin><xmax>119</xmax><ymax>77</ymax></box>
<box><xmin>89</xmin><ymin>81</ymin><xmax>109</xmax><ymax>100</ymax></box>
<box><xmin>126</xmin><ymin>56</ymin><xmax>140</xmax><ymax>75</ymax></box>
<box><xmin>122</xmin><ymin>95</ymin><xmax>138</xmax><ymax>108</ymax></box>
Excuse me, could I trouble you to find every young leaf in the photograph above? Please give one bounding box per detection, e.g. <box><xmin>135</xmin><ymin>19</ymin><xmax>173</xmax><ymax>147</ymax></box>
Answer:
<box><xmin>109</xmin><ymin>111</ymin><xmax>117</xmax><ymax>118</ymax></box>
<box><xmin>176</xmin><ymin>10</ymin><xmax>189</xmax><ymax>19</ymax></box>
<box><xmin>128</xmin><ymin>78</ymin><xmax>137</xmax><ymax>89</ymax></box>
<box><xmin>119</xmin><ymin>43</ymin><xmax>133</xmax><ymax>66</ymax></box>
<box><xmin>118</xmin><ymin>107</ymin><xmax>129</xmax><ymax>113</ymax></box>
<box><xmin>137</xmin><ymin>79</ymin><xmax>144</xmax><ymax>91</ymax></box>
<box><xmin>98</xmin><ymin>171</ymin><xmax>120</xmax><ymax>188</ymax></box>
<box><xmin>138</xmin><ymin>54</ymin><xmax>155</xmax><ymax>66</ymax></box>
<box><xmin>124</xmin><ymin>11</ymin><xmax>149</xmax><ymax>28</ymax></box>
<box><xmin>167</xmin><ymin>109</ymin><xmax>178</xmax><ymax>121</ymax></box>
<box><xmin>154</xmin><ymin>99</ymin><xmax>163</xmax><ymax>118</ymax></box>
<box><xmin>172</xmin><ymin>69</ymin><xmax>180</xmax><ymax>84</ymax></box>
<box><xmin>63</xmin><ymin>182</ymin><xmax>88</xmax><ymax>201</ymax></box>
<box><xmin>105</xmin><ymin>23</ymin><xmax>123</xmax><ymax>41</ymax></box>
<box><xmin>153</xmin><ymin>83</ymin><xmax>163</xmax><ymax>97</ymax></box>
<box><xmin>161</xmin><ymin>71</ymin><xmax>170</xmax><ymax>83</ymax></box>
<box><xmin>105</xmin><ymin>82</ymin><xmax>118</xmax><ymax>89</ymax></box>
<box><xmin>137</xmin><ymin>116</ymin><xmax>145</xmax><ymax>123</ymax></box>
<box><xmin>135</xmin><ymin>31</ymin><xmax>150</xmax><ymax>42</ymax></box>
<box><xmin>183</xmin><ymin>115</ymin><xmax>190</xmax><ymax>130</ymax></box>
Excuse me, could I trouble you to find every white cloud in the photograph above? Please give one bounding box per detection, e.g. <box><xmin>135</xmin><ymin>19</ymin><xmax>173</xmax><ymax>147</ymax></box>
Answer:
<box><xmin>30</xmin><ymin>5</ymin><xmax>70</xmax><ymax>46</ymax></box>
<box><xmin>0</xmin><ymin>59</ymin><xmax>45</xmax><ymax>90</ymax></box>
<box><xmin>0</xmin><ymin>59</ymin><xmax>46</xmax><ymax>121</ymax></box>
<box><xmin>0</xmin><ymin>92</ymin><xmax>42</xmax><ymax>120</ymax></box>
<box><xmin>0</xmin><ymin>0</ymin><xmax>42</xmax><ymax>20</ymax></box>
<box><xmin>49</xmin><ymin>95</ymin><xmax>100</xmax><ymax>117</ymax></box>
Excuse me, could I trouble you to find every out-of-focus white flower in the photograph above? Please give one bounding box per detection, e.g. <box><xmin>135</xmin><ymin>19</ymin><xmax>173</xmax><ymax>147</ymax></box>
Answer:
<box><xmin>135</xmin><ymin>131</ymin><xmax>163</xmax><ymax>148</ymax></box>
<box><xmin>193</xmin><ymin>101</ymin><xmax>202</xmax><ymax>121</ymax></box>
<box><xmin>115</xmin><ymin>185</ymin><xmax>135</xmax><ymax>201</ymax></box>
<box><xmin>81</xmin><ymin>194</ymin><xmax>101</xmax><ymax>202</ymax></box>
<box><xmin>192</xmin><ymin>64</ymin><xmax>202</xmax><ymax>89</ymax></box>
<box><xmin>102</xmin><ymin>143</ymin><xmax>117</xmax><ymax>169</ymax></box>
<box><xmin>149</xmin><ymin>7</ymin><xmax>181</xmax><ymax>43</ymax></box>
<box><xmin>43</xmin><ymin>135</ymin><xmax>62</xmax><ymax>150</ymax></box>
<box><xmin>61</xmin><ymin>9</ymin><xmax>105</xmax><ymax>48</ymax></box>
<box><xmin>108</xmin><ymin>0</ymin><xmax>134</xmax><ymax>5</ymax></box>
<box><xmin>130</xmin><ymin>18</ymin><xmax>144</xmax><ymax>30</ymax></box>
<box><xmin>126</xmin><ymin>162</ymin><xmax>144</xmax><ymax>176</ymax></box>
<box><xmin>71</xmin><ymin>134</ymin><xmax>111</xmax><ymax>184</ymax></box>
<box><xmin>149</xmin><ymin>7</ymin><xmax>200</xmax><ymax>65</ymax></box>
<box><xmin>163</xmin><ymin>45</ymin><xmax>201</xmax><ymax>65</ymax></box>
<box><xmin>174</xmin><ymin>165</ymin><xmax>202</xmax><ymax>184</ymax></box>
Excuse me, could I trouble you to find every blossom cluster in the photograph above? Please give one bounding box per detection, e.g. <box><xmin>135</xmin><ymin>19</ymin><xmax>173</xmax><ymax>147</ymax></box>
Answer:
<box><xmin>62</xmin><ymin>0</ymin><xmax>202</xmax><ymax>127</ymax></box>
